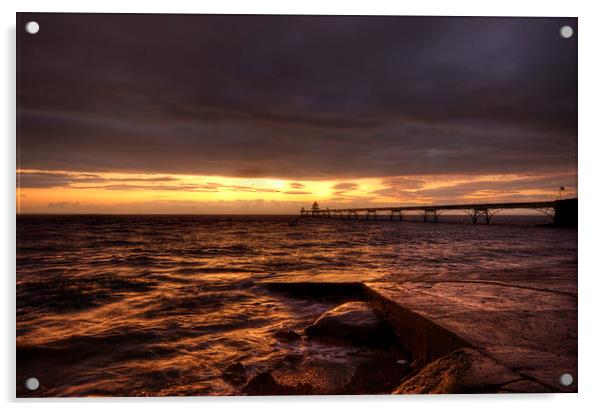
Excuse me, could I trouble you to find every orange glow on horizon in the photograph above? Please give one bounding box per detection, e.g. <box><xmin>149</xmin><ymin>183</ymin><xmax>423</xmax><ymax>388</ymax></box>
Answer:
<box><xmin>16</xmin><ymin>168</ymin><xmax>577</xmax><ymax>214</ymax></box>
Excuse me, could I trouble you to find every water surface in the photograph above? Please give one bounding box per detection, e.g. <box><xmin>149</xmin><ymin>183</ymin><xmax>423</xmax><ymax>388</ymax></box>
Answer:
<box><xmin>16</xmin><ymin>215</ymin><xmax>577</xmax><ymax>396</ymax></box>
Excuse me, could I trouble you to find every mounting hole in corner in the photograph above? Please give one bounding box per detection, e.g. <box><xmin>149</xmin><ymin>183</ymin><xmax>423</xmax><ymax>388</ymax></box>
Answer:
<box><xmin>25</xmin><ymin>377</ymin><xmax>40</xmax><ymax>391</ymax></box>
<box><xmin>559</xmin><ymin>373</ymin><xmax>573</xmax><ymax>386</ymax></box>
<box><xmin>25</xmin><ymin>21</ymin><xmax>40</xmax><ymax>34</ymax></box>
<box><xmin>559</xmin><ymin>25</ymin><xmax>573</xmax><ymax>39</ymax></box>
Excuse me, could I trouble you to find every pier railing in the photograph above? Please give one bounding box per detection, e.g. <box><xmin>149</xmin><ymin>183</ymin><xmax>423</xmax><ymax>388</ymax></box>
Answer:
<box><xmin>300</xmin><ymin>198</ymin><xmax>577</xmax><ymax>226</ymax></box>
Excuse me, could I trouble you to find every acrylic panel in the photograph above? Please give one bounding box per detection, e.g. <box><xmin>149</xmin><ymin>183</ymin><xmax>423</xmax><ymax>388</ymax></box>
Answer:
<box><xmin>16</xmin><ymin>13</ymin><xmax>578</xmax><ymax>397</ymax></box>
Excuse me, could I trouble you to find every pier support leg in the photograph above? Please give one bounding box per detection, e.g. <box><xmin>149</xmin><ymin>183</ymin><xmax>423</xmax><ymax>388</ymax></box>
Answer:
<box><xmin>467</xmin><ymin>209</ymin><xmax>479</xmax><ymax>224</ymax></box>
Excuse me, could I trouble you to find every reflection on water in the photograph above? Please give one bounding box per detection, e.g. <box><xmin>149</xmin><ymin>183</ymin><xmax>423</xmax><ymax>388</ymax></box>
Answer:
<box><xmin>16</xmin><ymin>215</ymin><xmax>577</xmax><ymax>396</ymax></box>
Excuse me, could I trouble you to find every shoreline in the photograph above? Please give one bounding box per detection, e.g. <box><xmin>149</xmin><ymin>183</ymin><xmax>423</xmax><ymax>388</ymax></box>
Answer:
<box><xmin>262</xmin><ymin>277</ymin><xmax>577</xmax><ymax>394</ymax></box>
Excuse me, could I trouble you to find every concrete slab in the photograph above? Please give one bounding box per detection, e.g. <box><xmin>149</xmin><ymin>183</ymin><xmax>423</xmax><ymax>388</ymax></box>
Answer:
<box><xmin>365</xmin><ymin>280</ymin><xmax>577</xmax><ymax>392</ymax></box>
<box><xmin>263</xmin><ymin>271</ymin><xmax>385</xmax><ymax>284</ymax></box>
<box><xmin>261</xmin><ymin>280</ymin><xmax>366</xmax><ymax>299</ymax></box>
<box><xmin>393</xmin><ymin>347</ymin><xmax>549</xmax><ymax>394</ymax></box>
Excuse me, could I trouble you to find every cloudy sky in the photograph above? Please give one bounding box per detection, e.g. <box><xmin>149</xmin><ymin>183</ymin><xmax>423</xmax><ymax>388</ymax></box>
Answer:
<box><xmin>17</xmin><ymin>13</ymin><xmax>577</xmax><ymax>213</ymax></box>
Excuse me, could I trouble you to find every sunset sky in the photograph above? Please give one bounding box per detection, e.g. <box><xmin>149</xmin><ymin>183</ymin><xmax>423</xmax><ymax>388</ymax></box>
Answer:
<box><xmin>17</xmin><ymin>14</ymin><xmax>577</xmax><ymax>214</ymax></box>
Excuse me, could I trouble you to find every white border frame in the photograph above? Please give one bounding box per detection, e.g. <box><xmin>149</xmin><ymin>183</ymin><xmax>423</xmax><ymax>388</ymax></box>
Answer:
<box><xmin>3</xmin><ymin>1</ymin><xmax>601</xmax><ymax>410</ymax></box>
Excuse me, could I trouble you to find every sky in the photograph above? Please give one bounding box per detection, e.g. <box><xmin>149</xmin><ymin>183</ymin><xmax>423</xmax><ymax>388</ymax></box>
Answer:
<box><xmin>17</xmin><ymin>14</ymin><xmax>577</xmax><ymax>214</ymax></box>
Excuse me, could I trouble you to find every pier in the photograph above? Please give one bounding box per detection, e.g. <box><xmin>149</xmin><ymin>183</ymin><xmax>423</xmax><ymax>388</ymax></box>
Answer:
<box><xmin>300</xmin><ymin>198</ymin><xmax>577</xmax><ymax>226</ymax></box>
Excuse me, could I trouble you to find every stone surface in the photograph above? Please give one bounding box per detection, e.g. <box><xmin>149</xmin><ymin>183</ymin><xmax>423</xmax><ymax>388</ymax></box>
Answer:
<box><xmin>263</xmin><ymin>262</ymin><xmax>577</xmax><ymax>394</ymax></box>
<box><xmin>393</xmin><ymin>347</ymin><xmax>547</xmax><ymax>394</ymax></box>
<box><xmin>365</xmin><ymin>278</ymin><xmax>577</xmax><ymax>392</ymax></box>
<box><xmin>242</xmin><ymin>371</ymin><xmax>313</xmax><ymax>395</ymax></box>
<box><xmin>305</xmin><ymin>301</ymin><xmax>394</xmax><ymax>346</ymax></box>
<box><xmin>273</xmin><ymin>350</ymin><xmax>409</xmax><ymax>395</ymax></box>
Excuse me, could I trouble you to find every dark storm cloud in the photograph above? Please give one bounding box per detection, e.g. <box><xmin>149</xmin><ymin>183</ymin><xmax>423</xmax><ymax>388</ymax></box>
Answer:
<box><xmin>17</xmin><ymin>14</ymin><xmax>577</xmax><ymax>178</ymax></box>
<box><xmin>16</xmin><ymin>170</ymin><xmax>284</xmax><ymax>193</ymax></box>
<box><xmin>18</xmin><ymin>171</ymin><xmax>87</xmax><ymax>188</ymax></box>
<box><xmin>17</xmin><ymin>170</ymin><xmax>177</xmax><ymax>188</ymax></box>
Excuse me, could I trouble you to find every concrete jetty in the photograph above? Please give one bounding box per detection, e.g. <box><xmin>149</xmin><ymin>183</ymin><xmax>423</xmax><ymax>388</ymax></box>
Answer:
<box><xmin>264</xmin><ymin>272</ymin><xmax>577</xmax><ymax>393</ymax></box>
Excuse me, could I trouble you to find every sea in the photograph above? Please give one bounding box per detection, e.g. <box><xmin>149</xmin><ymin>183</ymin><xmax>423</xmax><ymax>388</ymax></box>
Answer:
<box><xmin>16</xmin><ymin>214</ymin><xmax>577</xmax><ymax>396</ymax></box>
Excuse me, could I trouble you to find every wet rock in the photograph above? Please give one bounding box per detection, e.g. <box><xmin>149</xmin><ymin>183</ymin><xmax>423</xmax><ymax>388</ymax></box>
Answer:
<box><xmin>273</xmin><ymin>330</ymin><xmax>301</xmax><ymax>342</ymax></box>
<box><xmin>243</xmin><ymin>372</ymin><xmax>279</xmax><ymax>395</ymax></box>
<box><xmin>392</xmin><ymin>348</ymin><xmax>547</xmax><ymax>394</ymax></box>
<box><xmin>343</xmin><ymin>351</ymin><xmax>410</xmax><ymax>394</ymax></box>
<box><xmin>243</xmin><ymin>371</ymin><xmax>313</xmax><ymax>395</ymax></box>
<box><xmin>222</xmin><ymin>361</ymin><xmax>247</xmax><ymax>385</ymax></box>
<box><xmin>276</xmin><ymin>361</ymin><xmax>352</xmax><ymax>394</ymax></box>
<box><xmin>282</xmin><ymin>353</ymin><xmax>303</xmax><ymax>365</ymax></box>
<box><xmin>305</xmin><ymin>301</ymin><xmax>394</xmax><ymax>346</ymax></box>
<box><xmin>274</xmin><ymin>349</ymin><xmax>409</xmax><ymax>395</ymax></box>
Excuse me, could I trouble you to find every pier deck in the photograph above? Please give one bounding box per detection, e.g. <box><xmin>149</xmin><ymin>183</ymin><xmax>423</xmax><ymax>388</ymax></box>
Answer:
<box><xmin>300</xmin><ymin>198</ymin><xmax>577</xmax><ymax>226</ymax></box>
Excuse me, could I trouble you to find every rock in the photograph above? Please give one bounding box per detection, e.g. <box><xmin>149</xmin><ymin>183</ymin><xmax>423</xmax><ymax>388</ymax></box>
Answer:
<box><xmin>392</xmin><ymin>348</ymin><xmax>549</xmax><ymax>394</ymax></box>
<box><xmin>305</xmin><ymin>301</ymin><xmax>394</xmax><ymax>346</ymax></box>
<box><xmin>274</xmin><ymin>350</ymin><xmax>409</xmax><ymax>395</ymax></box>
<box><xmin>243</xmin><ymin>371</ymin><xmax>280</xmax><ymax>395</ymax></box>
<box><xmin>342</xmin><ymin>351</ymin><xmax>410</xmax><ymax>394</ymax></box>
<box><xmin>273</xmin><ymin>330</ymin><xmax>301</xmax><ymax>342</ymax></box>
<box><xmin>221</xmin><ymin>361</ymin><xmax>247</xmax><ymax>385</ymax></box>
<box><xmin>276</xmin><ymin>360</ymin><xmax>353</xmax><ymax>394</ymax></box>
<box><xmin>243</xmin><ymin>371</ymin><xmax>313</xmax><ymax>395</ymax></box>
<box><xmin>282</xmin><ymin>354</ymin><xmax>303</xmax><ymax>365</ymax></box>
